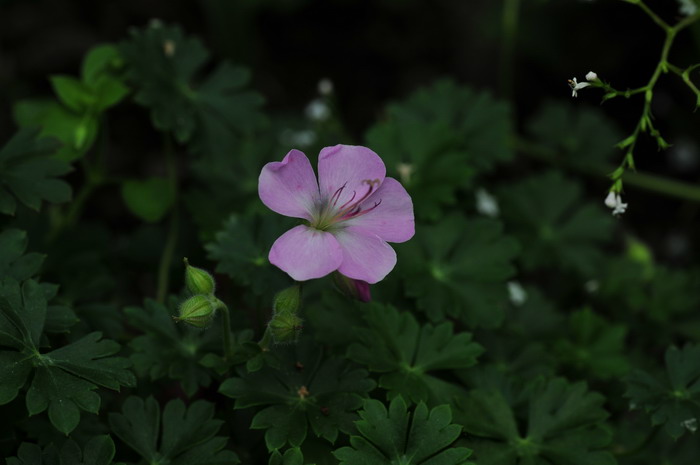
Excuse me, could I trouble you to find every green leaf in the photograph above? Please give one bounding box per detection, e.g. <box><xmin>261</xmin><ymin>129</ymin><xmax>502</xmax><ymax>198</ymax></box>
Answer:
<box><xmin>14</xmin><ymin>99</ymin><xmax>99</xmax><ymax>161</ymax></box>
<box><xmin>347</xmin><ymin>303</ymin><xmax>483</xmax><ymax>404</ymax></box>
<box><xmin>91</xmin><ymin>75</ymin><xmax>130</xmax><ymax>112</ymax></box>
<box><xmin>455</xmin><ymin>378</ymin><xmax>615</xmax><ymax>465</ymax></box>
<box><xmin>527</xmin><ymin>101</ymin><xmax>622</xmax><ymax>170</ymax></box>
<box><xmin>269</xmin><ymin>447</ymin><xmax>304</xmax><ymax>465</ymax></box>
<box><xmin>108</xmin><ymin>396</ymin><xmax>240</xmax><ymax>465</ymax></box>
<box><xmin>553</xmin><ymin>308</ymin><xmax>630</xmax><ymax>379</ymax></box>
<box><xmin>206</xmin><ymin>213</ymin><xmax>292</xmax><ymax>295</ymax></box>
<box><xmin>50</xmin><ymin>75</ymin><xmax>95</xmax><ymax>113</ymax></box>
<box><xmin>399</xmin><ymin>215</ymin><xmax>519</xmax><ymax>327</ymax></box>
<box><xmin>0</xmin><ymin>277</ymin><xmax>134</xmax><ymax>434</ymax></box>
<box><xmin>219</xmin><ymin>337</ymin><xmax>375</xmax><ymax>450</ymax></box>
<box><xmin>124</xmin><ymin>299</ymin><xmax>220</xmax><ymax>397</ymax></box>
<box><xmin>82</xmin><ymin>44</ymin><xmax>123</xmax><ymax>86</ymax></box>
<box><xmin>119</xmin><ymin>23</ymin><xmax>263</xmax><ymax>144</ymax></box>
<box><xmin>366</xmin><ymin>79</ymin><xmax>511</xmax><ymax>220</ymax></box>
<box><xmin>0</xmin><ymin>128</ymin><xmax>72</xmax><ymax>213</ymax></box>
<box><xmin>121</xmin><ymin>177</ymin><xmax>175</xmax><ymax>222</ymax></box>
<box><xmin>498</xmin><ymin>170</ymin><xmax>614</xmax><ymax>277</ymax></box>
<box><xmin>625</xmin><ymin>344</ymin><xmax>700</xmax><ymax>439</ymax></box>
<box><xmin>0</xmin><ymin>229</ymin><xmax>45</xmax><ymax>281</ymax></box>
<box><xmin>6</xmin><ymin>436</ymin><xmax>118</xmax><ymax>465</ymax></box>
<box><xmin>334</xmin><ymin>396</ymin><xmax>473</xmax><ymax>465</ymax></box>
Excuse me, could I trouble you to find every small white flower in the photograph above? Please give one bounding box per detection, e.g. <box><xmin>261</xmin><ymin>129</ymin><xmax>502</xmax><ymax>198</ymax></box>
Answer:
<box><xmin>396</xmin><ymin>163</ymin><xmax>414</xmax><ymax>185</ymax></box>
<box><xmin>604</xmin><ymin>191</ymin><xmax>628</xmax><ymax>217</ymax></box>
<box><xmin>678</xmin><ymin>0</ymin><xmax>698</xmax><ymax>16</ymax></box>
<box><xmin>568</xmin><ymin>77</ymin><xmax>590</xmax><ymax>97</ymax></box>
<box><xmin>280</xmin><ymin>129</ymin><xmax>316</xmax><ymax>148</ymax></box>
<box><xmin>305</xmin><ymin>99</ymin><xmax>330</xmax><ymax>122</ymax></box>
<box><xmin>508</xmin><ymin>281</ymin><xmax>528</xmax><ymax>306</ymax></box>
<box><xmin>585</xmin><ymin>71</ymin><xmax>598</xmax><ymax>81</ymax></box>
<box><xmin>475</xmin><ymin>188</ymin><xmax>500</xmax><ymax>218</ymax></box>
<box><xmin>584</xmin><ymin>280</ymin><xmax>599</xmax><ymax>293</ymax></box>
<box><xmin>681</xmin><ymin>418</ymin><xmax>698</xmax><ymax>433</ymax></box>
<box><xmin>318</xmin><ymin>78</ymin><xmax>334</xmax><ymax>96</ymax></box>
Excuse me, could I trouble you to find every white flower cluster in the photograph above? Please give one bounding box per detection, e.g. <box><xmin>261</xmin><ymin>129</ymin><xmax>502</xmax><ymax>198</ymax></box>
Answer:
<box><xmin>677</xmin><ymin>0</ymin><xmax>698</xmax><ymax>16</ymax></box>
<box><xmin>568</xmin><ymin>71</ymin><xmax>598</xmax><ymax>97</ymax></box>
<box><xmin>604</xmin><ymin>191</ymin><xmax>628</xmax><ymax>217</ymax></box>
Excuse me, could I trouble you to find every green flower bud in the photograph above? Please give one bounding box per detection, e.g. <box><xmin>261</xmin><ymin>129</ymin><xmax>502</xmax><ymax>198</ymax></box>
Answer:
<box><xmin>175</xmin><ymin>294</ymin><xmax>217</xmax><ymax>328</ymax></box>
<box><xmin>273</xmin><ymin>285</ymin><xmax>301</xmax><ymax>314</ymax></box>
<box><xmin>184</xmin><ymin>257</ymin><xmax>216</xmax><ymax>295</ymax></box>
<box><xmin>268</xmin><ymin>310</ymin><xmax>303</xmax><ymax>344</ymax></box>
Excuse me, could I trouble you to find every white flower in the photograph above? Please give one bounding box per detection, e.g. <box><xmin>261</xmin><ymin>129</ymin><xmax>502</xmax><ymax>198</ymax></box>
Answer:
<box><xmin>681</xmin><ymin>418</ymin><xmax>698</xmax><ymax>433</ymax></box>
<box><xmin>318</xmin><ymin>78</ymin><xmax>334</xmax><ymax>96</ymax></box>
<box><xmin>396</xmin><ymin>163</ymin><xmax>414</xmax><ymax>185</ymax></box>
<box><xmin>475</xmin><ymin>188</ymin><xmax>500</xmax><ymax>217</ymax></box>
<box><xmin>305</xmin><ymin>99</ymin><xmax>330</xmax><ymax>122</ymax></box>
<box><xmin>678</xmin><ymin>0</ymin><xmax>698</xmax><ymax>16</ymax></box>
<box><xmin>604</xmin><ymin>191</ymin><xmax>628</xmax><ymax>217</ymax></box>
<box><xmin>568</xmin><ymin>77</ymin><xmax>590</xmax><ymax>97</ymax></box>
<box><xmin>585</xmin><ymin>71</ymin><xmax>598</xmax><ymax>81</ymax></box>
<box><xmin>507</xmin><ymin>281</ymin><xmax>528</xmax><ymax>306</ymax></box>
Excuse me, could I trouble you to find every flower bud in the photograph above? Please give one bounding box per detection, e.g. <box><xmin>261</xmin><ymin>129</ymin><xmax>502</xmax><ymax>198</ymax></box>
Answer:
<box><xmin>184</xmin><ymin>258</ymin><xmax>215</xmax><ymax>295</ymax></box>
<box><xmin>268</xmin><ymin>310</ymin><xmax>303</xmax><ymax>344</ymax></box>
<box><xmin>273</xmin><ymin>285</ymin><xmax>301</xmax><ymax>314</ymax></box>
<box><xmin>585</xmin><ymin>71</ymin><xmax>598</xmax><ymax>81</ymax></box>
<box><xmin>175</xmin><ymin>295</ymin><xmax>217</xmax><ymax>328</ymax></box>
<box><xmin>332</xmin><ymin>272</ymin><xmax>371</xmax><ymax>302</ymax></box>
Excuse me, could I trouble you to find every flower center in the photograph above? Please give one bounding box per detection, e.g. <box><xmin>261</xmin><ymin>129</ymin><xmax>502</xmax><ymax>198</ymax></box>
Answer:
<box><xmin>310</xmin><ymin>179</ymin><xmax>383</xmax><ymax>231</ymax></box>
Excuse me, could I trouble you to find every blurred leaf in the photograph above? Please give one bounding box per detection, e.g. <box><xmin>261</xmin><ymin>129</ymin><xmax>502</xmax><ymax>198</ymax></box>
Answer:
<box><xmin>0</xmin><ymin>128</ymin><xmax>71</xmax><ymax>214</ymax></box>
<box><xmin>527</xmin><ymin>101</ymin><xmax>622</xmax><ymax>170</ymax></box>
<box><xmin>219</xmin><ymin>338</ymin><xmax>375</xmax><ymax>450</ymax></box>
<box><xmin>0</xmin><ymin>277</ymin><xmax>134</xmax><ymax>434</ymax></box>
<box><xmin>50</xmin><ymin>76</ymin><xmax>94</xmax><ymax>113</ymax></box>
<box><xmin>400</xmin><ymin>215</ymin><xmax>519</xmax><ymax>328</ymax></box>
<box><xmin>109</xmin><ymin>396</ymin><xmax>239</xmax><ymax>464</ymax></box>
<box><xmin>625</xmin><ymin>344</ymin><xmax>700</xmax><ymax>439</ymax></box>
<box><xmin>121</xmin><ymin>177</ymin><xmax>175</xmax><ymax>223</ymax></box>
<box><xmin>120</xmin><ymin>23</ymin><xmax>264</xmax><ymax>145</ymax></box>
<box><xmin>366</xmin><ymin>79</ymin><xmax>511</xmax><ymax>220</ymax></box>
<box><xmin>269</xmin><ymin>447</ymin><xmax>304</xmax><ymax>465</ymax></box>
<box><xmin>206</xmin><ymin>213</ymin><xmax>291</xmax><ymax>294</ymax></box>
<box><xmin>0</xmin><ymin>229</ymin><xmax>46</xmax><ymax>281</ymax></box>
<box><xmin>6</xmin><ymin>436</ymin><xmax>118</xmax><ymax>465</ymax></box>
<box><xmin>333</xmin><ymin>396</ymin><xmax>473</xmax><ymax>465</ymax></box>
<box><xmin>456</xmin><ymin>378</ymin><xmax>615</xmax><ymax>465</ymax></box>
<box><xmin>347</xmin><ymin>303</ymin><xmax>483</xmax><ymax>404</ymax></box>
<box><xmin>82</xmin><ymin>44</ymin><xmax>123</xmax><ymax>87</ymax></box>
<box><xmin>553</xmin><ymin>307</ymin><xmax>630</xmax><ymax>379</ymax></box>
<box><xmin>498</xmin><ymin>170</ymin><xmax>613</xmax><ymax>276</ymax></box>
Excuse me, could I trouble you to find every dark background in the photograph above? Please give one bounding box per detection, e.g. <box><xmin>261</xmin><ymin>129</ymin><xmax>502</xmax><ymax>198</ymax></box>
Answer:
<box><xmin>1</xmin><ymin>0</ymin><xmax>699</xmax><ymax>261</ymax></box>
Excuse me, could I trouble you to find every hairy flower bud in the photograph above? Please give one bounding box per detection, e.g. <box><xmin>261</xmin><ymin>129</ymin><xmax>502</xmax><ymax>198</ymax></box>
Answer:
<box><xmin>184</xmin><ymin>258</ymin><xmax>216</xmax><ymax>295</ymax></box>
<box><xmin>175</xmin><ymin>295</ymin><xmax>217</xmax><ymax>328</ymax></box>
<box><xmin>273</xmin><ymin>285</ymin><xmax>301</xmax><ymax>314</ymax></box>
<box><xmin>268</xmin><ymin>310</ymin><xmax>303</xmax><ymax>344</ymax></box>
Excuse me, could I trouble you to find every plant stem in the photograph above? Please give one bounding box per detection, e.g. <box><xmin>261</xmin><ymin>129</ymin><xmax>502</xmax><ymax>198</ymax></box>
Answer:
<box><xmin>156</xmin><ymin>136</ymin><xmax>179</xmax><ymax>303</ymax></box>
<box><xmin>500</xmin><ymin>0</ymin><xmax>521</xmax><ymax>102</ymax></box>
<box><xmin>515</xmin><ymin>138</ymin><xmax>700</xmax><ymax>203</ymax></box>
<box><xmin>219</xmin><ymin>304</ymin><xmax>234</xmax><ymax>361</ymax></box>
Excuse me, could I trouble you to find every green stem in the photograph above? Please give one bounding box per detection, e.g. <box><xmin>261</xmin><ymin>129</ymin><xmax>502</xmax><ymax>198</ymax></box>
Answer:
<box><xmin>219</xmin><ymin>304</ymin><xmax>234</xmax><ymax>361</ymax></box>
<box><xmin>515</xmin><ymin>138</ymin><xmax>700</xmax><ymax>202</ymax></box>
<box><xmin>635</xmin><ymin>0</ymin><xmax>671</xmax><ymax>32</ymax></box>
<box><xmin>500</xmin><ymin>0</ymin><xmax>521</xmax><ymax>102</ymax></box>
<box><xmin>156</xmin><ymin>136</ymin><xmax>179</xmax><ymax>303</ymax></box>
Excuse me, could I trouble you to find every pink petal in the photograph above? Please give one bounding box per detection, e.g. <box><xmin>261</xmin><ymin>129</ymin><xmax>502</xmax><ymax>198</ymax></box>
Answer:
<box><xmin>344</xmin><ymin>177</ymin><xmax>414</xmax><ymax>243</ymax></box>
<box><xmin>317</xmin><ymin>145</ymin><xmax>386</xmax><ymax>209</ymax></box>
<box><xmin>334</xmin><ymin>228</ymin><xmax>397</xmax><ymax>284</ymax></box>
<box><xmin>259</xmin><ymin>149</ymin><xmax>319</xmax><ymax>220</ymax></box>
<box><xmin>269</xmin><ymin>225</ymin><xmax>343</xmax><ymax>281</ymax></box>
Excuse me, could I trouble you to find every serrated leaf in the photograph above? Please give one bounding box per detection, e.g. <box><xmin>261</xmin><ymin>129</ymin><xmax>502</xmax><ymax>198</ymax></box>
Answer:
<box><xmin>6</xmin><ymin>436</ymin><xmax>118</xmax><ymax>465</ymax></box>
<box><xmin>334</xmin><ymin>396</ymin><xmax>473</xmax><ymax>465</ymax></box>
<box><xmin>0</xmin><ymin>128</ymin><xmax>72</xmax><ymax>213</ymax></box>
<box><xmin>108</xmin><ymin>396</ymin><xmax>239</xmax><ymax>465</ymax></box>
<box><xmin>121</xmin><ymin>177</ymin><xmax>175</xmax><ymax>223</ymax></box>
<box><xmin>347</xmin><ymin>303</ymin><xmax>482</xmax><ymax>404</ymax></box>
<box><xmin>625</xmin><ymin>344</ymin><xmax>700</xmax><ymax>439</ymax></box>
<box><xmin>366</xmin><ymin>79</ymin><xmax>511</xmax><ymax>220</ymax></box>
<box><xmin>498</xmin><ymin>170</ymin><xmax>614</xmax><ymax>277</ymax></box>
<box><xmin>455</xmin><ymin>378</ymin><xmax>615</xmax><ymax>465</ymax></box>
<box><xmin>399</xmin><ymin>215</ymin><xmax>519</xmax><ymax>327</ymax></box>
<box><xmin>0</xmin><ymin>229</ymin><xmax>45</xmax><ymax>281</ymax></box>
<box><xmin>220</xmin><ymin>337</ymin><xmax>375</xmax><ymax>450</ymax></box>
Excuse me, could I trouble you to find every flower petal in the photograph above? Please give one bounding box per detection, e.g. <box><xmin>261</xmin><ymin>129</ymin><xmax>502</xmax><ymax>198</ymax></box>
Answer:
<box><xmin>318</xmin><ymin>145</ymin><xmax>386</xmax><ymax>208</ymax></box>
<box><xmin>344</xmin><ymin>177</ymin><xmax>415</xmax><ymax>243</ymax></box>
<box><xmin>269</xmin><ymin>225</ymin><xmax>343</xmax><ymax>281</ymax></box>
<box><xmin>259</xmin><ymin>149</ymin><xmax>319</xmax><ymax>220</ymax></box>
<box><xmin>334</xmin><ymin>228</ymin><xmax>397</xmax><ymax>284</ymax></box>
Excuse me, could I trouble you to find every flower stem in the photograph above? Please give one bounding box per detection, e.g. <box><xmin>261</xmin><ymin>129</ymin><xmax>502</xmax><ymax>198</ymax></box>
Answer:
<box><xmin>219</xmin><ymin>303</ymin><xmax>234</xmax><ymax>361</ymax></box>
<box><xmin>500</xmin><ymin>0</ymin><xmax>521</xmax><ymax>102</ymax></box>
<box><xmin>156</xmin><ymin>135</ymin><xmax>179</xmax><ymax>303</ymax></box>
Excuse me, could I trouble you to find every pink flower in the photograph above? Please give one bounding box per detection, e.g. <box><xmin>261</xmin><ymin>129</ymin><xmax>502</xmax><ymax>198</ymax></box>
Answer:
<box><xmin>258</xmin><ymin>144</ymin><xmax>415</xmax><ymax>283</ymax></box>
